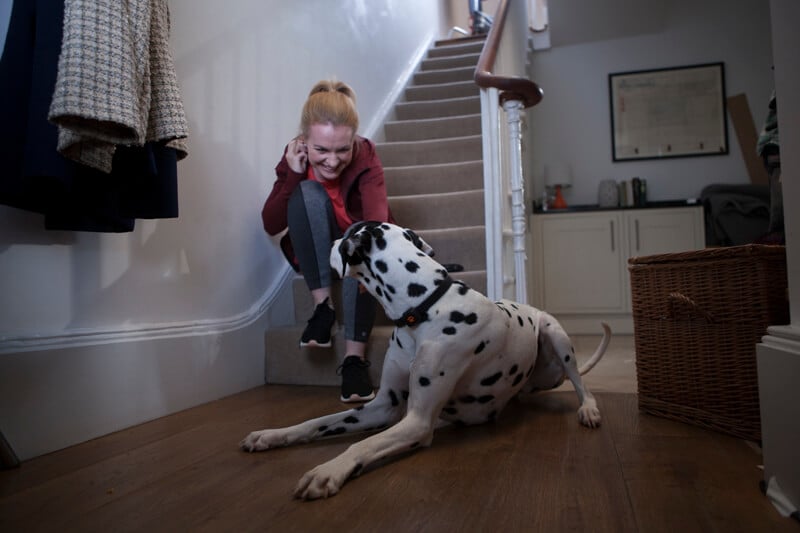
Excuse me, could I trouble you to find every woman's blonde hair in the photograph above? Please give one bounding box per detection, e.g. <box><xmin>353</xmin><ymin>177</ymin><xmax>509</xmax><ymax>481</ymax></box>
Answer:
<box><xmin>300</xmin><ymin>80</ymin><xmax>359</xmax><ymax>136</ymax></box>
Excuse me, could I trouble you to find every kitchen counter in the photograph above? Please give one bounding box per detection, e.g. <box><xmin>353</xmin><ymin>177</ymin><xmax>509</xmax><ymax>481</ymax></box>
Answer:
<box><xmin>533</xmin><ymin>198</ymin><xmax>702</xmax><ymax>214</ymax></box>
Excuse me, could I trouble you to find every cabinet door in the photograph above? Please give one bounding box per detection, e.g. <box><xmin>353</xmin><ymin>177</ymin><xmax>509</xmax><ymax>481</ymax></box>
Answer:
<box><xmin>537</xmin><ymin>212</ymin><xmax>626</xmax><ymax>313</ymax></box>
<box><xmin>627</xmin><ymin>207</ymin><xmax>705</xmax><ymax>258</ymax></box>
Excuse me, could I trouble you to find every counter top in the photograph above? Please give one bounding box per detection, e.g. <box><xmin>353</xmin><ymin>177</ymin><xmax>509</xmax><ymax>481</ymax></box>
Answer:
<box><xmin>533</xmin><ymin>198</ymin><xmax>702</xmax><ymax>214</ymax></box>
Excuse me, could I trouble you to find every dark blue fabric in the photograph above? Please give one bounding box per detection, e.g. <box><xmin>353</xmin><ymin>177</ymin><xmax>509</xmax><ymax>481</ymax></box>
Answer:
<box><xmin>0</xmin><ymin>0</ymin><xmax>179</xmax><ymax>233</ymax></box>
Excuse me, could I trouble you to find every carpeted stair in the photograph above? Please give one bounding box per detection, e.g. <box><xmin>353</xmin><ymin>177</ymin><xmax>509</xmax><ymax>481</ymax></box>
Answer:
<box><xmin>265</xmin><ymin>36</ymin><xmax>487</xmax><ymax>387</ymax></box>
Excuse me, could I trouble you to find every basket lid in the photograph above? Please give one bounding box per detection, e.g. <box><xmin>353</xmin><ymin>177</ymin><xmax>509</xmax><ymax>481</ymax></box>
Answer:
<box><xmin>628</xmin><ymin>244</ymin><xmax>785</xmax><ymax>266</ymax></box>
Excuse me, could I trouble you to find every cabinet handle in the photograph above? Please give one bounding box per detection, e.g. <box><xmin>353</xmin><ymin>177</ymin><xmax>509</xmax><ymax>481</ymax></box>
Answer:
<box><xmin>610</xmin><ymin>220</ymin><xmax>615</xmax><ymax>252</ymax></box>
<box><xmin>635</xmin><ymin>219</ymin><xmax>640</xmax><ymax>252</ymax></box>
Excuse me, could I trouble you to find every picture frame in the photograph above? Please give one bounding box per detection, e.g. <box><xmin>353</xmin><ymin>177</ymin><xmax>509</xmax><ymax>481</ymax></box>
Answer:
<box><xmin>609</xmin><ymin>62</ymin><xmax>728</xmax><ymax>162</ymax></box>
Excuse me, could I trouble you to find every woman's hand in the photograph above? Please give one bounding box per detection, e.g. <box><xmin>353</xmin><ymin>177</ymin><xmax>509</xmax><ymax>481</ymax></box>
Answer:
<box><xmin>286</xmin><ymin>137</ymin><xmax>308</xmax><ymax>174</ymax></box>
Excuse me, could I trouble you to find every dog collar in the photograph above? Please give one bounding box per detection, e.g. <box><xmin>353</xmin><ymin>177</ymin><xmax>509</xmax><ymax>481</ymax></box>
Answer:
<box><xmin>393</xmin><ymin>276</ymin><xmax>454</xmax><ymax>328</ymax></box>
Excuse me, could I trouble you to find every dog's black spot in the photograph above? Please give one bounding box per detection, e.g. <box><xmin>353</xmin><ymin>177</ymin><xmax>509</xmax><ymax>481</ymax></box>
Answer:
<box><xmin>457</xmin><ymin>283</ymin><xmax>469</xmax><ymax>295</ymax></box>
<box><xmin>443</xmin><ymin>326</ymin><xmax>456</xmax><ymax>335</ymax></box>
<box><xmin>376</xmin><ymin>286</ymin><xmax>384</xmax><ymax>297</ymax></box>
<box><xmin>474</xmin><ymin>341</ymin><xmax>487</xmax><ymax>354</ymax></box>
<box><xmin>408</xmin><ymin>283</ymin><xmax>427</xmax><ymax>297</ymax></box>
<box><xmin>419</xmin><ymin>376</ymin><xmax>431</xmax><ymax>386</ymax></box>
<box><xmin>478</xmin><ymin>395</ymin><xmax>494</xmax><ymax>403</ymax></box>
<box><xmin>528</xmin><ymin>316</ymin><xmax>534</xmax><ymax>325</ymax></box>
<box><xmin>351</xmin><ymin>463</ymin><xmax>364</xmax><ymax>477</ymax></box>
<box><xmin>443</xmin><ymin>407</ymin><xmax>458</xmax><ymax>415</ymax></box>
<box><xmin>501</xmin><ymin>307</ymin><xmax>512</xmax><ymax>318</ymax></box>
<box><xmin>405</xmin><ymin>261</ymin><xmax>420</xmax><ymax>273</ymax></box>
<box><xmin>546</xmin><ymin>322</ymin><xmax>551</xmax><ymax>327</ymax></box>
<box><xmin>389</xmin><ymin>389</ymin><xmax>399</xmax><ymax>407</ymax></box>
<box><xmin>509</xmin><ymin>364</ymin><xmax>519</xmax><ymax>375</ymax></box>
<box><xmin>402</xmin><ymin>390</ymin><xmax>409</xmax><ymax>400</ymax></box>
<box><xmin>480</xmin><ymin>372</ymin><xmax>503</xmax><ymax>386</ymax></box>
<box><xmin>387</xmin><ymin>284</ymin><xmax>396</xmax><ymax>294</ymax></box>
<box><xmin>450</xmin><ymin>311</ymin><xmax>478</xmax><ymax>325</ymax></box>
<box><xmin>564</xmin><ymin>354</ymin><xmax>571</xmax><ymax>362</ymax></box>
<box><xmin>440</xmin><ymin>371</ymin><xmax>445</xmax><ymax>376</ymax></box>
<box><xmin>375</xmin><ymin>260</ymin><xmax>388</xmax><ymax>273</ymax></box>
<box><xmin>385</xmin><ymin>293</ymin><xmax>393</xmax><ymax>303</ymax></box>
<box><xmin>517</xmin><ymin>316</ymin><xmax>524</xmax><ymax>327</ymax></box>
<box><xmin>459</xmin><ymin>395</ymin><xmax>477</xmax><ymax>403</ymax></box>
<box><xmin>395</xmin><ymin>336</ymin><xmax>403</xmax><ymax>349</ymax></box>
<box><xmin>322</xmin><ymin>427</ymin><xmax>347</xmax><ymax>437</ymax></box>
<box><xmin>512</xmin><ymin>373</ymin><xmax>524</xmax><ymax>387</ymax></box>
<box><xmin>318</xmin><ymin>425</ymin><xmax>328</xmax><ymax>432</ymax></box>
<box><xmin>344</xmin><ymin>416</ymin><xmax>359</xmax><ymax>424</ymax></box>
<box><xmin>375</xmin><ymin>236</ymin><xmax>387</xmax><ymax>250</ymax></box>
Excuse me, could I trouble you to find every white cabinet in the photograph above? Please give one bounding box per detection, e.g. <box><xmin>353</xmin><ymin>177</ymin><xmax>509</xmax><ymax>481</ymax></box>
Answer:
<box><xmin>531</xmin><ymin>206</ymin><xmax>704</xmax><ymax>332</ymax></box>
<box><xmin>627</xmin><ymin>208</ymin><xmax>705</xmax><ymax>258</ymax></box>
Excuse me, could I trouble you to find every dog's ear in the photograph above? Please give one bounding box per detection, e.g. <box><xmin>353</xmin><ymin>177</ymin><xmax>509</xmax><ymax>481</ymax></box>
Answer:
<box><xmin>402</xmin><ymin>228</ymin><xmax>435</xmax><ymax>256</ymax></box>
<box><xmin>336</xmin><ymin>221</ymin><xmax>371</xmax><ymax>277</ymax></box>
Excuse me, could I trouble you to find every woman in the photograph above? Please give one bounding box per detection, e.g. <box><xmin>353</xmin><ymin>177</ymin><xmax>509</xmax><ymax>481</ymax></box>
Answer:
<box><xmin>261</xmin><ymin>80</ymin><xmax>392</xmax><ymax>402</ymax></box>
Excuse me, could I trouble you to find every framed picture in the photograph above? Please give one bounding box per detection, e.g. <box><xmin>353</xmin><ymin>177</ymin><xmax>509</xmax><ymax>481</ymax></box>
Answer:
<box><xmin>609</xmin><ymin>62</ymin><xmax>728</xmax><ymax>161</ymax></box>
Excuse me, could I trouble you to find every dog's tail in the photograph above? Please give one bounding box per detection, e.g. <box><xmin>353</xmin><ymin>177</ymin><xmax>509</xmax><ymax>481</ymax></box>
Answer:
<box><xmin>578</xmin><ymin>322</ymin><xmax>611</xmax><ymax>376</ymax></box>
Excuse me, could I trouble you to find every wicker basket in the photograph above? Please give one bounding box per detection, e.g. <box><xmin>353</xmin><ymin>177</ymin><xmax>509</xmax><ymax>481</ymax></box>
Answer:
<box><xmin>628</xmin><ymin>244</ymin><xmax>788</xmax><ymax>442</ymax></box>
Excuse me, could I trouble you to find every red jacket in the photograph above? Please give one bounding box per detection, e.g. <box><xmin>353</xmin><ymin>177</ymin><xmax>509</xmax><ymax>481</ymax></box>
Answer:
<box><xmin>261</xmin><ymin>136</ymin><xmax>394</xmax><ymax>270</ymax></box>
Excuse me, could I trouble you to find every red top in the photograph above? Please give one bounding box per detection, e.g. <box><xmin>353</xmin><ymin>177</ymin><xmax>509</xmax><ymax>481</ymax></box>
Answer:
<box><xmin>308</xmin><ymin>166</ymin><xmax>352</xmax><ymax>232</ymax></box>
<box><xmin>261</xmin><ymin>136</ymin><xmax>394</xmax><ymax>270</ymax></box>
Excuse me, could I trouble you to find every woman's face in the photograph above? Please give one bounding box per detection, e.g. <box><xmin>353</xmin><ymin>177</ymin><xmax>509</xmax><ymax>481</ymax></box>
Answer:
<box><xmin>305</xmin><ymin>122</ymin><xmax>355</xmax><ymax>181</ymax></box>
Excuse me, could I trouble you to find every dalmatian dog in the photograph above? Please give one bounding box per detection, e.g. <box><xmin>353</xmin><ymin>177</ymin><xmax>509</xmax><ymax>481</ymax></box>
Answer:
<box><xmin>241</xmin><ymin>221</ymin><xmax>610</xmax><ymax>500</ymax></box>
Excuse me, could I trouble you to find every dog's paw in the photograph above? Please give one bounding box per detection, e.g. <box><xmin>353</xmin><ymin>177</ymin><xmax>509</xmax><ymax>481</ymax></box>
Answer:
<box><xmin>577</xmin><ymin>405</ymin><xmax>601</xmax><ymax>428</ymax></box>
<box><xmin>293</xmin><ymin>459</ymin><xmax>357</xmax><ymax>500</ymax></box>
<box><xmin>239</xmin><ymin>429</ymin><xmax>288</xmax><ymax>452</ymax></box>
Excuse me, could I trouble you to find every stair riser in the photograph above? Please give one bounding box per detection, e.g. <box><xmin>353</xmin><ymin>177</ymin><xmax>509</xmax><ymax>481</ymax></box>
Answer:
<box><xmin>420</xmin><ymin>53</ymin><xmax>480</xmax><ymax>71</ymax></box>
<box><xmin>265</xmin><ymin>326</ymin><xmax>391</xmax><ymax>386</ymax></box>
<box><xmin>417</xmin><ymin>226</ymin><xmax>487</xmax><ymax>271</ymax></box>
<box><xmin>405</xmin><ymin>81</ymin><xmax>479</xmax><ymax>102</ymax></box>
<box><xmin>427</xmin><ymin>41</ymin><xmax>485</xmax><ymax>58</ymax></box>
<box><xmin>389</xmin><ymin>190</ymin><xmax>485</xmax><ymax>230</ymax></box>
<box><xmin>376</xmin><ymin>136</ymin><xmax>483</xmax><ymax>167</ymax></box>
<box><xmin>395</xmin><ymin>96</ymin><xmax>480</xmax><ymax>120</ymax></box>
<box><xmin>413</xmin><ymin>66</ymin><xmax>474</xmax><ymax>85</ymax></box>
<box><xmin>384</xmin><ymin>160</ymin><xmax>484</xmax><ymax>196</ymax></box>
<box><xmin>384</xmin><ymin>114</ymin><xmax>481</xmax><ymax>142</ymax></box>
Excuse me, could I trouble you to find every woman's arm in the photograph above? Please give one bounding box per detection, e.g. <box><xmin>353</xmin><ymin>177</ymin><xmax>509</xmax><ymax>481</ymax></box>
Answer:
<box><xmin>261</xmin><ymin>147</ymin><xmax>306</xmax><ymax>235</ymax></box>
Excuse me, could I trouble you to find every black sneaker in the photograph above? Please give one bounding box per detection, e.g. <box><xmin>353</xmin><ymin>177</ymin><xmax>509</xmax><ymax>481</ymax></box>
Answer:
<box><xmin>299</xmin><ymin>298</ymin><xmax>336</xmax><ymax>348</ymax></box>
<box><xmin>338</xmin><ymin>356</ymin><xmax>375</xmax><ymax>403</ymax></box>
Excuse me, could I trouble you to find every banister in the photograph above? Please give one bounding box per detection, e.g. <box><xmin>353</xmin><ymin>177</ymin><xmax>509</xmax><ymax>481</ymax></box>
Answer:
<box><xmin>473</xmin><ymin>0</ymin><xmax>543</xmax><ymax>108</ymax></box>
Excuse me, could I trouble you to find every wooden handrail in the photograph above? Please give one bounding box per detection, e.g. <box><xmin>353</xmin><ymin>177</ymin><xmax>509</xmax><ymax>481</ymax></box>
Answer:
<box><xmin>474</xmin><ymin>0</ymin><xmax>543</xmax><ymax>108</ymax></box>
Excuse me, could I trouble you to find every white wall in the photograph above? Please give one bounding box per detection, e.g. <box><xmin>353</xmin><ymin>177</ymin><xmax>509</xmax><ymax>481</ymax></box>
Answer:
<box><xmin>528</xmin><ymin>0</ymin><xmax>775</xmax><ymax>206</ymax></box>
<box><xmin>0</xmin><ymin>0</ymin><xmax>446</xmax><ymax>460</ymax></box>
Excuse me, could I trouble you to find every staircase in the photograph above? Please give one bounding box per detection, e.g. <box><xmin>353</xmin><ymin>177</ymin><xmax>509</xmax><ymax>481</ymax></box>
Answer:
<box><xmin>265</xmin><ymin>36</ymin><xmax>487</xmax><ymax>387</ymax></box>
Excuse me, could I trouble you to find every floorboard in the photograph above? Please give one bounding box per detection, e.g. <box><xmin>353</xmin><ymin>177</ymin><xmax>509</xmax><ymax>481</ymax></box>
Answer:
<box><xmin>0</xmin><ymin>385</ymin><xmax>794</xmax><ymax>532</ymax></box>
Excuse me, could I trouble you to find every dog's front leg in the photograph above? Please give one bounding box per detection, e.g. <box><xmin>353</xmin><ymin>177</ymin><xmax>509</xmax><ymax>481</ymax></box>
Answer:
<box><xmin>294</xmin><ymin>340</ymin><xmax>467</xmax><ymax>499</ymax></box>
<box><xmin>240</xmin><ymin>393</ymin><xmax>404</xmax><ymax>452</ymax></box>
<box><xmin>241</xmin><ymin>341</ymin><xmax>413</xmax><ymax>452</ymax></box>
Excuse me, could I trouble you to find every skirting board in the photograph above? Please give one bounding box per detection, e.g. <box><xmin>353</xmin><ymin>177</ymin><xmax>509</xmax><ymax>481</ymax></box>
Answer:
<box><xmin>756</xmin><ymin>324</ymin><xmax>800</xmax><ymax>517</ymax></box>
<box><xmin>0</xmin><ymin>267</ymin><xmax>296</xmax><ymax>462</ymax></box>
<box><xmin>0</xmin><ymin>314</ymin><xmax>268</xmax><ymax>462</ymax></box>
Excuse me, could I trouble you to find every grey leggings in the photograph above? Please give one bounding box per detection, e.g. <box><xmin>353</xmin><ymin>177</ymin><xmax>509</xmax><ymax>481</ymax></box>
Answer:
<box><xmin>287</xmin><ymin>180</ymin><xmax>376</xmax><ymax>343</ymax></box>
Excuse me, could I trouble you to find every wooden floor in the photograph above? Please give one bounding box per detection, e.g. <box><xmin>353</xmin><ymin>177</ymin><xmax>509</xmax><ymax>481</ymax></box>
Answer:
<box><xmin>0</xmin><ymin>385</ymin><xmax>793</xmax><ymax>532</ymax></box>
